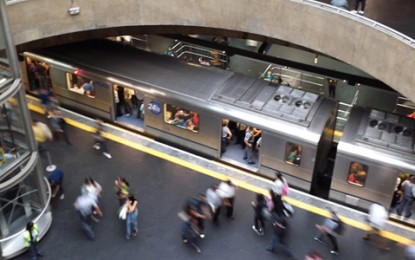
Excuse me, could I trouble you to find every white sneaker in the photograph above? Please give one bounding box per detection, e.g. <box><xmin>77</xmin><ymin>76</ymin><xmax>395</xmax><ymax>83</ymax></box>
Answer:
<box><xmin>351</xmin><ymin>10</ymin><xmax>357</xmax><ymax>14</ymax></box>
<box><xmin>93</xmin><ymin>143</ymin><xmax>100</xmax><ymax>150</ymax></box>
<box><xmin>358</xmin><ymin>10</ymin><xmax>364</xmax><ymax>15</ymax></box>
<box><xmin>60</xmin><ymin>194</ymin><xmax>65</xmax><ymax>200</ymax></box>
<box><xmin>103</xmin><ymin>152</ymin><xmax>112</xmax><ymax>159</ymax></box>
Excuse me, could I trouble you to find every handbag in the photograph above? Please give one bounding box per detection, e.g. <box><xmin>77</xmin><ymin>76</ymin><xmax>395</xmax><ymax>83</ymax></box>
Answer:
<box><xmin>119</xmin><ymin>204</ymin><xmax>127</xmax><ymax>220</ymax></box>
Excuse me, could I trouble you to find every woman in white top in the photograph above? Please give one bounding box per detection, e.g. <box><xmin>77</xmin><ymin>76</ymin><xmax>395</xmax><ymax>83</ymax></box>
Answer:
<box><xmin>217</xmin><ymin>180</ymin><xmax>236</xmax><ymax>219</ymax></box>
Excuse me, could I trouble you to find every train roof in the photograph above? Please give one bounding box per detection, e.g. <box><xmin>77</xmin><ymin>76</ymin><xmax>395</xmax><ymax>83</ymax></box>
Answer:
<box><xmin>339</xmin><ymin>106</ymin><xmax>415</xmax><ymax>170</ymax></box>
<box><xmin>29</xmin><ymin>39</ymin><xmax>334</xmax><ymax>130</ymax></box>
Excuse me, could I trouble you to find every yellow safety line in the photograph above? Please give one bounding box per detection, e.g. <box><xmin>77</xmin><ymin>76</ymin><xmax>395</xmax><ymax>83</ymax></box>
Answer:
<box><xmin>28</xmin><ymin>103</ymin><xmax>413</xmax><ymax>245</ymax></box>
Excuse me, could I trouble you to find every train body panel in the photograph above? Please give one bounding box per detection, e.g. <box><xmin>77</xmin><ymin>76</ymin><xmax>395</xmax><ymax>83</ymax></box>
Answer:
<box><xmin>23</xmin><ymin>39</ymin><xmax>415</xmax><ymax>220</ymax></box>
<box><xmin>330</xmin><ymin>106</ymin><xmax>415</xmax><ymax>210</ymax></box>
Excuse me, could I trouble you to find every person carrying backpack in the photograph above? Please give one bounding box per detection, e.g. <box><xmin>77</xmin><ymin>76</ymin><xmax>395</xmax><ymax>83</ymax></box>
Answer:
<box><xmin>314</xmin><ymin>209</ymin><xmax>342</xmax><ymax>255</ymax></box>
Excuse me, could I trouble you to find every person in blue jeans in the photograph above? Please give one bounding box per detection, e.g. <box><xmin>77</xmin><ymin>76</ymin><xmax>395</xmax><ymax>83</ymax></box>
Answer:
<box><xmin>266</xmin><ymin>218</ymin><xmax>295</xmax><ymax>258</ymax></box>
<box><xmin>396</xmin><ymin>176</ymin><xmax>415</xmax><ymax>218</ymax></box>
<box><xmin>125</xmin><ymin>195</ymin><xmax>138</xmax><ymax>239</ymax></box>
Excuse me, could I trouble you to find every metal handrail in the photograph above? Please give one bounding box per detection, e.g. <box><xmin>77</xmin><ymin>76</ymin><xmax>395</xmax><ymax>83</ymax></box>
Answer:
<box><xmin>0</xmin><ymin>176</ymin><xmax>51</xmax><ymax>243</ymax></box>
<box><xmin>296</xmin><ymin>0</ymin><xmax>415</xmax><ymax>47</ymax></box>
<box><xmin>172</xmin><ymin>43</ymin><xmax>228</xmax><ymax>63</ymax></box>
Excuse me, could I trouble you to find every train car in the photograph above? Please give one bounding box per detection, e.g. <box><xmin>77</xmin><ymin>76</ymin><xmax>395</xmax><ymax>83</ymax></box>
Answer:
<box><xmin>330</xmin><ymin>106</ymin><xmax>415</xmax><ymax>212</ymax></box>
<box><xmin>20</xmin><ymin>39</ymin><xmax>337</xmax><ymax>194</ymax></box>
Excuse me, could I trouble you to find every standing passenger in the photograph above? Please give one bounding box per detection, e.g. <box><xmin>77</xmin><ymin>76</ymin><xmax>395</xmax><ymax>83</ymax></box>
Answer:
<box><xmin>221</xmin><ymin>121</ymin><xmax>232</xmax><ymax>154</ymax></box>
<box><xmin>352</xmin><ymin>0</ymin><xmax>366</xmax><ymax>14</ymax></box>
<box><xmin>396</xmin><ymin>176</ymin><xmax>415</xmax><ymax>218</ymax></box>
<box><xmin>243</xmin><ymin>127</ymin><xmax>255</xmax><ymax>164</ymax></box>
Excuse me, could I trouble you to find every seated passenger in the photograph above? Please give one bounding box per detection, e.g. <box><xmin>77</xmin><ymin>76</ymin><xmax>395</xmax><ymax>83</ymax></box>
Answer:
<box><xmin>261</xmin><ymin>70</ymin><xmax>276</xmax><ymax>82</ymax></box>
<box><xmin>164</xmin><ymin>46</ymin><xmax>177</xmax><ymax>58</ymax></box>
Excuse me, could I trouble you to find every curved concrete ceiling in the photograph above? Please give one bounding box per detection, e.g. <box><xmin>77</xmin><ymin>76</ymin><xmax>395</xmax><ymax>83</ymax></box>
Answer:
<box><xmin>6</xmin><ymin>0</ymin><xmax>415</xmax><ymax>101</ymax></box>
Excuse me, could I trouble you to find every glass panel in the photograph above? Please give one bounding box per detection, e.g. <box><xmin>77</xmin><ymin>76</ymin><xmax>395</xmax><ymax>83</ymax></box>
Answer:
<box><xmin>347</xmin><ymin>162</ymin><xmax>368</xmax><ymax>187</ymax></box>
<box><xmin>0</xmin><ymin>92</ymin><xmax>30</xmax><ymax>175</ymax></box>
<box><xmin>0</xmin><ymin>25</ymin><xmax>11</xmax><ymax>81</ymax></box>
<box><xmin>163</xmin><ymin>104</ymin><xmax>199</xmax><ymax>133</ymax></box>
<box><xmin>66</xmin><ymin>73</ymin><xmax>96</xmax><ymax>98</ymax></box>
<box><xmin>285</xmin><ymin>142</ymin><xmax>302</xmax><ymax>166</ymax></box>
<box><xmin>0</xmin><ymin>170</ymin><xmax>45</xmax><ymax>238</ymax></box>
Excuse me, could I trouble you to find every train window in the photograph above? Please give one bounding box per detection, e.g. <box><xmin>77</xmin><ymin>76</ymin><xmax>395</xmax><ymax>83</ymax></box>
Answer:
<box><xmin>285</xmin><ymin>143</ymin><xmax>302</xmax><ymax>166</ymax></box>
<box><xmin>163</xmin><ymin>104</ymin><xmax>199</xmax><ymax>133</ymax></box>
<box><xmin>347</xmin><ymin>162</ymin><xmax>368</xmax><ymax>187</ymax></box>
<box><xmin>66</xmin><ymin>73</ymin><xmax>95</xmax><ymax>98</ymax></box>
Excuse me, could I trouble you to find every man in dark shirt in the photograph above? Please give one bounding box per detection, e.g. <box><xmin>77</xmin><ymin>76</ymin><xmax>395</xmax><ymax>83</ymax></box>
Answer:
<box><xmin>47</xmin><ymin>167</ymin><xmax>64</xmax><ymax>200</ymax></box>
<box><xmin>266</xmin><ymin>218</ymin><xmax>295</xmax><ymax>258</ymax></box>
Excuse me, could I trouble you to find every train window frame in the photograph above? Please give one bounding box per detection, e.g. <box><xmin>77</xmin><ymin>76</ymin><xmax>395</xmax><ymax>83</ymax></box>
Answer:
<box><xmin>347</xmin><ymin>162</ymin><xmax>368</xmax><ymax>187</ymax></box>
<box><xmin>163</xmin><ymin>104</ymin><xmax>199</xmax><ymax>133</ymax></box>
<box><xmin>284</xmin><ymin>142</ymin><xmax>302</xmax><ymax>166</ymax></box>
<box><xmin>66</xmin><ymin>73</ymin><xmax>96</xmax><ymax>98</ymax></box>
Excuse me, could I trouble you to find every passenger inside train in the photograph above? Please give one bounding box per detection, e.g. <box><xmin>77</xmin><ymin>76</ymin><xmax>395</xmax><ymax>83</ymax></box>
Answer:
<box><xmin>347</xmin><ymin>162</ymin><xmax>367</xmax><ymax>187</ymax></box>
<box><xmin>285</xmin><ymin>143</ymin><xmax>302</xmax><ymax>166</ymax></box>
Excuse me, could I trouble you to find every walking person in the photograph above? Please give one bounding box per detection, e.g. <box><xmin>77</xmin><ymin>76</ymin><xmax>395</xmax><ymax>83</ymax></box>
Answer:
<box><xmin>206</xmin><ymin>184</ymin><xmax>222</xmax><ymax>225</ymax></box>
<box><xmin>49</xmin><ymin>108</ymin><xmax>71</xmax><ymax>145</ymax></box>
<box><xmin>363</xmin><ymin>203</ymin><xmax>391</xmax><ymax>250</ymax></box>
<box><xmin>314</xmin><ymin>209</ymin><xmax>341</xmax><ymax>255</ymax></box>
<box><xmin>32</xmin><ymin>120</ymin><xmax>52</xmax><ymax>152</ymax></box>
<box><xmin>92</xmin><ymin>119</ymin><xmax>112</xmax><ymax>159</ymax></box>
<box><xmin>23</xmin><ymin>221</ymin><xmax>44</xmax><ymax>259</ymax></box>
<box><xmin>272</xmin><ymin>173</ymin><xmax>289</xmax><ymax>197</ymax></box>
<box><xmin>73</xmin><ymin>193</ymin><xmax>103</xmax><ymax>240</ymax></box>
<box><xmin>125</xmin><ymin>195</ymin><xmax>139</xmax><ymax>239</ymax></box>
<box><xmin>265</xmin><ymin>218</ymin><xmax>295</xmax><ymax>258</ymax></box>
<box><xmin>217</xmin><ymin>179</ymin><xmax>237</xmax><ymax>219</ymax></box>
<box><xmin>81</xmin><ymin>177</ymin><xmax>103</xmax><ymax>222</ymax></box>
<box><xmin>115</xmin><ymin>176</ymin><xmax>130</xmax><ymax>206</ymax></box>
<box><xmin>396</xmin><ymin>176</ymin><xmax>415</xmax><ymax>218</ymax></box>
<box><xmin>182</xmin><ymin>213</ymin><xmax>202</xmax><ymax>254</ymax></box>
<box><xmin>251</xmin><ymin>193</ymin><xmax>267</xmax><ymax>235</ymax></box>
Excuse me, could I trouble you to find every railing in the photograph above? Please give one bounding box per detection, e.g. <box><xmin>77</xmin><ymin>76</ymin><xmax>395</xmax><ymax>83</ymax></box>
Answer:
<box><xmin>394</xmin><ymin>96</ymin><xmax>415</xmax><ymax>114</ymax></box>
<box><xmin>297</xmin><ymin>0</ymin><xmax>415</xmax><ymax>47</ymax></box>
<box><xmin>260</xmin><ymin>64</ymin><xmax>325</xmax><ymax>94</ymax></box>
<box><xmin>171</xmin><ymin>42</ymin><xmax>229</xmax><ymax>69</ymax></box>
<box><xmin>335</xmin><ymin>89</ymin><xmax>360</xmax><ymax>140</ymax></box>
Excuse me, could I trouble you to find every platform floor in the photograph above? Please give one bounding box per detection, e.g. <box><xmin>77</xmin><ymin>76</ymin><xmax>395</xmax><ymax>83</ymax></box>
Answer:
<box><xmin>13</xmin><ymin>109</ymin><xmax>412</xmax><ymax>260</ymax></box>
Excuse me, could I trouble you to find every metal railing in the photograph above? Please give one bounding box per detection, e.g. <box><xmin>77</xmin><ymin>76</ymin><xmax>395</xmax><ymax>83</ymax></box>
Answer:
<box><xmin>394</xmin><ymin>96</ymin><xmax>415</xmax><ymax>113</ymax></box>
<box><xmin>261</xmin><ymin>64</ymin><xmax>325</xmax><ymax>94</ymax></box>
<box><xmin>171</xmin><ymin>42</ymin><xmax>229</xmax><ymax>69</ymax></box>
<box><xmin>296</xmin><ymin>0</ymin><xmax>415</xmax><ymax>47</ymax></box>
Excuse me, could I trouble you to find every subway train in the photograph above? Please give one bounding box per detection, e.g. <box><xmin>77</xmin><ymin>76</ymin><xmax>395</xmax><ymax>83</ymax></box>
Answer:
<box><xmin>20</xmin><ymin>39</ymin><xmax>415</xmax><ymax>220</ymax></box>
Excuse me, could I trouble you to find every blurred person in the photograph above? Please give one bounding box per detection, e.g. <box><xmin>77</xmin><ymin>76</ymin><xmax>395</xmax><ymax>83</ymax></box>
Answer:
<box><xmin>38</xmin><ymin>87</ymin><xmax>53</xmax><ymax>118</ymax></box>
<box><xmin>314</xmin><ymin>209</ymin><xmax>341</xmax><ymax>255</ymax></box>
<box><xmin>123</xmin><ymin>89</ymin><xmax>134</xmax><ymax>116</ymax></box>
<box><xmin>73</xmin><ymin>193</ymin><xmax>103</xmax><ymax>240</ymax></box>
<box><xmin>24</xmin><ymin>221</ymin><xmax>43</xmax><ymax>259</ymax></box>
<box><xmin>182</xmin><ymin>213</ymin><xmax>202</xmax><ymax>254</ymax></box>
<box><xmin>251</xmin><ymin>193</ymin><xmax>267</xmax><ymax>235</ymax></box>
<box><xmin>49</xmin><ymin>108</ymin><xmax>71</xmax><ymax>145</ymax></box>
<box><xmin>363</xmin><ymin>203</ymin><xmax>390</xmax><ymax>250</ymax></box>
<box><xmin>305</xmin><ymin>250</ymin><xmax>323</xmax><ymax>260</ymax></box>
<box><xmin>243</xmin><ymin>127</ymin><xmax>255</xmax><ymax>164</ymax></box>
<box><xmin>115</xmin><ymin>177</ymin><xmax>130</xmax><ymax>206</ymax></box>
<box><xmin>32</xmin><ymin>120</ymin><xmax>52</xmax><ymax>152</ymax></box>
<box><xmin>265</xmin><ymin>218</ymin><xmax>295</xmax><ymax>258</ymax></box>
<box><xmin>206</xmin><ymin>184</ymin><xmax>222</xmax><ymax>225</ymax></box>
<box><xmin>92</xmin><ymin>119</ymin><xmax>112</xmax><ymax>159</ymax></box>
<box><xmin>125</xmin><ymin>195</ymin><xmax>139</xmax><ymax>239</ymax></box>
<box><xmin>396</xmin><ymin>175</ymin><xmax>415</xmax><ymax>218</ymax></box>
<box><xmin>47</xmin><ymin>167</ymin><xmax>64</xmax><ymax>200</ymax></box>
<box><xmin>327</xmin><ymin>78</ymin><xmax>337</xmax><ymax>99</ymax></box>
<box><xmin>272</xmin><ymin>173</ymin><xmax>289</xmax><ymax>197</ymax></box>
<box><xmin>217</xmin><ymin>179</ymin><xmax>236</xmax><ymax>219</ymax></box>
<box><xmin>235</xmin><ymin>122</ymin><xmax>247</xmax><ymax>147</ymax></box>
<box><xmin>261</xmin><ymin>70</ymin><xmax>276</xmax><ymax>82</ymax></box>
<box><xmin>186</xmin><ymin>194</ymin><xmax>208</xmax><ymax>238</ymax></box>
<box><xmin>331</xmin><ymin>0</ymin><xmax>348</xmax><ymax>10</ymax></box>
<box><xmin>256</xmin><ymin>136</ymin><xmax>262</xmax><ymax>153</ymax></box>
<box><xmin>82</xmin><ymin>80</ymin><xmax>94</xmax><ymax>97</ymax></box>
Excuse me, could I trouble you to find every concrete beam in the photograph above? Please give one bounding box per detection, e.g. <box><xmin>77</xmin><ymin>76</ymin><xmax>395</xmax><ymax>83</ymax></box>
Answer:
<box><xmin>6</xmin><ymin>0</ymin><xmax>415</xmax><ymax>101</ymax></box>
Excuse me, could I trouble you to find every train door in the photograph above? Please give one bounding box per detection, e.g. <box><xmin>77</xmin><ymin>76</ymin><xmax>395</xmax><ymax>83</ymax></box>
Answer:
<box><xmin>220</xmin><ymin>119</ymin><xmax>260</xmax><ymax>168</ymax></box>
<box><xmin>390</xmin><ymin>171</ymin><xmax>413</xmax><ymax>220</ymax></box>
<box><xmin>112</xmin><ymin>84</ymin><xmax>145</xmax><ymax>130</ymax></box>
<box><xmin>23</xmin><ymin>57</ymin><xmax>52</xmax><ymax>94</ymax></box>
